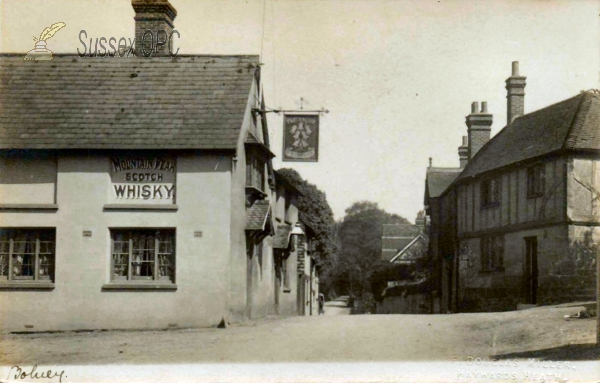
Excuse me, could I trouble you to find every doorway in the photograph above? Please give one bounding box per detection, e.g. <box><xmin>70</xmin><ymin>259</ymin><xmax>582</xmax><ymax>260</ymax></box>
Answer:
<box><xmin>305</xmin><ymin>278</ymin><xmax>310</xmax><ymax>316</ymax></box>
<box><xmin>274</xmin><ymin>252</ymin><xmax>280</xmax><ymax>315</ymax></box>
<box><xmin>246</xmin><ymin>246</ymin><xmax>253</xmax><ymax>319</ymax></box>
<box><xmin>297</xmin><ymin>274</ymin><xmax>303</xmax><ymax>315</ymax></box>
<box><xmin>245</xmin><ymin>234</ymin><xmax>256</xmax><ymax>320</ymax></box>
<box><xmin>524</xmin><ymin>237</ymin><xmax>538</xmax><ymax>304</ymax></box>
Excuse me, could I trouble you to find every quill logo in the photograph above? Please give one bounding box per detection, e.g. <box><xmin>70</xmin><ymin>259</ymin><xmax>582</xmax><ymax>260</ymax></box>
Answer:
<box><xmin>24</xmin><ymin>22</ymin><xmax>66</xmax><ymax>61</ymax></box>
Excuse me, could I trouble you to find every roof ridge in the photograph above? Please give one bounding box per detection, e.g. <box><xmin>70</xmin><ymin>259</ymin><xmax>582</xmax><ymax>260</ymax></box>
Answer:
<box><xmin>562</xmin><ymin>91</ymin><xmax>595</xmax><ymax>150</ymax></box>
<box><xmin>513</xmin><ymin>92</ymin><xmax>586</xmax><ymax>123</ymax></box>
<box><xmin>0</xmin><ymin>56</ymin><xmax>258</xmax><ymax>150</ymax></box>
<box><xmin>427</xmin><ymin>167</ymin><xmax>462</xmax><ymax>172</ymax></box>
<box><xmin>444</xmin><ymin>92</ymin><xmax>596</xmax><ymax>192</ymax></box>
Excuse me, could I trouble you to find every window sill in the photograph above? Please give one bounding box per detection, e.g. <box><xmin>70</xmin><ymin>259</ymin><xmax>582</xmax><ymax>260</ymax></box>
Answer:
<box><xmin>526</xmin><ymin>194</ymin><xmax>544</xmax><ymax>200</ymax></box>
<box><xmin>103</xmin><ymin>204</ymin><xmax>178</xmax><ymax>212</ymax></box>
<box><xmin>0</xmin><ymin>282</ymin><xmax>55</xmax><ymax>290</ymax></box>
<box><xmin>479</xmin><ymin>268</ymin><xmax>505</xmax><ymax>274</ymax></box>
<box><xmin>0</xmin><ymin>204</ymin><xmax>58</xmax><ymax>211</ymax></box>
<box><xmin>480</xmin><ymin>203</ymin><xmax>500</xmax><ymax>210</ymax></box>
<box><xmin>102</xmin><ymin>283</ymin><xmax>177</xmax><ymax>291</ymax></box>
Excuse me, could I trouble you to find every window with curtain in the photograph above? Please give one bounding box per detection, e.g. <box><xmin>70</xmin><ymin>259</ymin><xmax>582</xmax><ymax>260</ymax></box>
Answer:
<box><xmin>0</xmin><ymin>229</ymin><xmax>55</xmax><ymax>282</ymax></box>
<box><xmin>111</xmin><ymin>229</ymin><xmax>175</xmax><ymax>282</ymax></box>
<box><xmin>246</xmin><ymin>153</ymin><xmax>265</xmax><ymax>192</ymax></box>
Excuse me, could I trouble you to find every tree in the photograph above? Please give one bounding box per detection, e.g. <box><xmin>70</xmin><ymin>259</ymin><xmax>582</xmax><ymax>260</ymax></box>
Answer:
<box><xmin>369</xmin><ymin>262</ymin><xmax>418</xmax><ymax>301</ymax></box>
<box><xmin>276</xmin><ymin>168</ymin><xmax>337</xmax><ymax>264</ymax></box>
<box><xmin>334</xmin><ymin>201</ymin><xmax>409</xmax><ymax>296</ymax></box>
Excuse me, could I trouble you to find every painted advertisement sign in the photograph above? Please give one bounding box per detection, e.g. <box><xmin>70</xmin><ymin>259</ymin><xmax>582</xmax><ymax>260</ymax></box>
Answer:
<box><xmin>283</xmin><ymin>114</ymin><xmax>319</xmax><ymax>162</ymax></box>
<box><xmin>109</xmin><ymin>157</ymin><xmax>175</xmax><ymax>203</ymax></box>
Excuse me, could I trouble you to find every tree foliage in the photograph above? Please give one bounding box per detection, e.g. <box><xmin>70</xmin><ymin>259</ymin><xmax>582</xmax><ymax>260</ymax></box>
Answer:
<box><xmin>276</xmin><ymin>168</ymin><xmax>337</xmax><ymax>264</ymax></box>
<box><xmin>369</xmin><ymin>262</ymin><xmax>415</xmax><ymax>301</ymax></box>
<box><xmin>332</xmin><ymin>201</ymin><xmax>409</xmax><ymax>297</ymax></box>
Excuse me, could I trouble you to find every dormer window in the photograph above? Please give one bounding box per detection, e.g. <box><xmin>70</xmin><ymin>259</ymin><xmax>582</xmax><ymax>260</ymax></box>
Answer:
<box><xmin>246</xmin><ymin>152</ymin><xmax>265</xmax><ymax>193</ymax></box>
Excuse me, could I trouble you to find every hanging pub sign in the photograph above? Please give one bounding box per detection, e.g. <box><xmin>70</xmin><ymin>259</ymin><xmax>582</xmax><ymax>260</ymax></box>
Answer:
<box><xmin>109</xmin><ymin>157</ymin><xmax>176</xmax><ymax>204</ymax></box>
<box><xmin>283</xmin><ymin>114</ymin><xmax>319</xmax><ymax>162</ymax></box>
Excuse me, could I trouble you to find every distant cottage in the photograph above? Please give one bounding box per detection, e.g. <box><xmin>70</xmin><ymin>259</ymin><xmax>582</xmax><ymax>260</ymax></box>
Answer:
<box><xmin>381</xmin><ymin>211</ymin><xmax>428</xmax><ymax>265</ymax></box>
<box><xmin>426</xmin><ymin>62</ymin><xmax>600</xmax><ymax>313</ymax></box>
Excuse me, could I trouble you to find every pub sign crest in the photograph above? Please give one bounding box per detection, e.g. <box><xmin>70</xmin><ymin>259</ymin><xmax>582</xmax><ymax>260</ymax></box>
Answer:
<box><xmin>283</xmin><ymin>114</ymin><xmax>319</xmax><ymax>162</ymax></box>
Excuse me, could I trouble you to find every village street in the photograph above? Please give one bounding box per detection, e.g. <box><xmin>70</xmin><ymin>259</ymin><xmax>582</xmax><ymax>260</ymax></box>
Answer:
<box><xmin>0</xmin><ymin>301</ymin><xmax>598</xmax><ymax>367</ymax></box>
<box><xmin>323</xmin><ymin>296</ymin><xmax>353</xmax><ymax>316</ymax></box>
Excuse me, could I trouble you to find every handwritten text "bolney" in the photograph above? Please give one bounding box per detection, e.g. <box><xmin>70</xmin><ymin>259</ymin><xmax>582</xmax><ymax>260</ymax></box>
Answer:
<box><xmin>7</xmin><ymin>365</ymin><xmax>65</xmax><ymax>383</ymax></box>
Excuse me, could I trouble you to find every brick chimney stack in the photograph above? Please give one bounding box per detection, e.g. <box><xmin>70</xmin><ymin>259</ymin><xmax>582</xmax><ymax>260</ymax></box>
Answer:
<box><xmin>465</xmin><ymin>101</ymin><xmax>493</xmax><ymax>160</ymax></box>
<box><xmin>505</xmin><ymin>61</ymin><xmax>526</xmax><ymax>124</ymax></box>
<box><xmin>415</xmin><ymin>210</ymin><xmax>426</xmax><ymax>231</ymax></box>
<box><xmin>458</xmin><ymin>135</ymin><xmax>469</xmax><ymax>168</ymax></box>
<box><xmin>132</xmin><ymin>0</ymin><xmax>177</xmax><ymax>57</ymax></box>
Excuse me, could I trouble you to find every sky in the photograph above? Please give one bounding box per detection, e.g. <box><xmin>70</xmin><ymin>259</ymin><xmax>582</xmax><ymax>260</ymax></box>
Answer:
<box><xmin>1</xmin><ymin>0</ymin><xmax>599</xmax><ymax>222</ymax></box>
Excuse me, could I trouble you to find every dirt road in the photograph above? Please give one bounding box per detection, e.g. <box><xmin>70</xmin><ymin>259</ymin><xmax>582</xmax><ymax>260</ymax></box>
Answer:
<box><xmin>324</xmin><ymin>296</ymin><xmax>352</xmax><ymax>316</ymax></box>
<box><xmin>0</xmin><ymin>302</ymin><xmax>597</xmax><ymax>366</ymax></box>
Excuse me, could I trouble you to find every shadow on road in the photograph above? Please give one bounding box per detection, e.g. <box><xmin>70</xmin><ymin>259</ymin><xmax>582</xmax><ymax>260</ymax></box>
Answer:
<box><xmin>494</xmin><ymin>343</ymin><xmax>600</xmax><ymax>361</ymax></box>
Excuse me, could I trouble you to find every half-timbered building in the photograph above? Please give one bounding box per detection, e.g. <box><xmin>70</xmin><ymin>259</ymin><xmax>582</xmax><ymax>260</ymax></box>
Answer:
<box><xmin>428</xmin><ymin>62</ymin><xmax>600</xmax><ymax>312</ymax></box>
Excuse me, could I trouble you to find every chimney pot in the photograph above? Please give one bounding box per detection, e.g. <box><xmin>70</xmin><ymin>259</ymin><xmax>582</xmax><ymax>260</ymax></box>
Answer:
<box><xmin>415</xmin><ymin>211</ymin><xmax>426</xmax><ymax>230</ymax></box>
<box><xmin>458</xmin><ymin>135</ymin><xmax>469</xmax><ymax>168</ymax></box>
<box><xmin>466</xmin><ymin>102</ymin><xmax>492</xmax><ymax>160</ymax></box>
<box><xmin>512</xmin><ymin>61</ymin><xmax>519</xmax><ymax>76</ymax></box>
<box><xmin>506</xmin><ymin>61</ymin><xmax>526</xmax><ymax>124</ymax></box>
<box><xmin>471</xmin><ymin>102</ymin><xmax>479</xmax><ymax>114</ymax></box>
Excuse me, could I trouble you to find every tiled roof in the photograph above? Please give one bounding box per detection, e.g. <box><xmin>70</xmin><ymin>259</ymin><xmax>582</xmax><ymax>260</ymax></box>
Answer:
<box><xmin>382</xmin><ymin>223</ymin><xmax>421</xmax><ymax>237</ymax></box>
<box><xmin>245</xmin><ymin>131</ymin><xmax>261</xmax><ymax>144</ymax></box>
<box><xmin>246</xmin><ymin>130</ymin><xmax>275</xmax><ymax>158</ymax></box>
<box><xmin>0</xmin><ymin>55</ymin><xmax>259</xmax><ymax>149</ymax></box>
<box><xmin>382</xmin><ymin>239</ymin><xmax>416</xmax><ymax>261</ymax></box>
<box><xmin>245</xmin><ymin>200</ymin><xmax>271</xmax><ymax>231</ymax></box>
<box><xmin>389</xmin><ymin>234</ymin><xmax>428</xmax><ymax>263</ymax></box>
<box><xmin>425</xmin><ymin>168</ymin><xmax>461</xmax><ymax>199</ymax></box>
<box><xmin>382</xmin><ymin>236</ymin><xmax>418</xmax><ymax>250</ymax></box>
<box><xmin>456</xmin><ymin>91</ymin><xmax>600</xmax><ymax>182</ymax></box>
<box><xmin>273</xmin><ymin>224</ymin><xmax>292</xmax><ymax>249</ymax></box>
<box><xmin>564</xmin><ymin>92</ymin><xmax>600</xmax><ymax>150</ymax></box>
<box><xmin>381</xmin><ymin>224</ymin><xmax>422</xmax><ymax>262</ymax></box>
<box><xmin>381</xmin><ymin>249</ymin><xmax>399</xmax><ymax>261</ymax></box>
